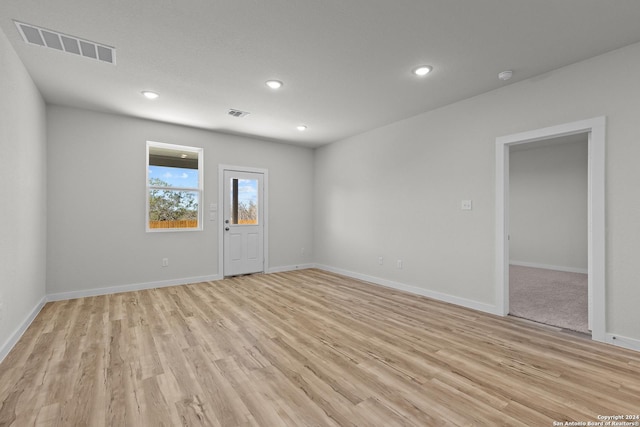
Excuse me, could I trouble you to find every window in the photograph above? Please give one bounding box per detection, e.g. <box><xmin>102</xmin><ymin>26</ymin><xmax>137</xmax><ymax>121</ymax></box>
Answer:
<box><xmin>230</xmin><ymin>178</ymin><xmax>259</xmax><ymax>225</ymax></box>
<box><xmin>146</xmin><ymin>141</ymin><xmax>203</xmax><ymax>231</ymax></box>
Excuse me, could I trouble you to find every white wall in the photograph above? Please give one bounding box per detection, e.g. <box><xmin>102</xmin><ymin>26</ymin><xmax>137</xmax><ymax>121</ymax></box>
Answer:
<box><xmin>0</xmin><ymin>29</ymin><xmax>47</xmax><ymax>358</ymax></box>
<box><xmin>509</xmin><ymin>137</ymin><xmax>588</xmax><ymax>272</ymax></box>
<box><xmin>46</xmin><ymin>106</ymin><xmax>314</xmax><ymax>296</ymax></box>
<box><xmin>314</xmin><ymin>41</ymin><xmax>640</xmax><ymax>341</ymax></box>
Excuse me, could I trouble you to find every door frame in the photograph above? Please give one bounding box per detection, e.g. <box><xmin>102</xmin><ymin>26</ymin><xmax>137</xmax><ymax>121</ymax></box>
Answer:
<box><xmin>218</xmin><ymin>164</ymin><xmax>269</xmax><ymax>277</ymax></box>
<box><xmin>495</xmin><ymin>117</ymin><xmax>605</xmax><ymax>342</ymax></box>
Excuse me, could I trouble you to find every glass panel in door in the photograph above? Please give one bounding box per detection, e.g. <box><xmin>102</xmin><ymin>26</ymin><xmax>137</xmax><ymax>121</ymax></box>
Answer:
<box><xmin>230</xmin><ymin>178</ymin><xmax>258</xmax><ymax>225</ymax></box>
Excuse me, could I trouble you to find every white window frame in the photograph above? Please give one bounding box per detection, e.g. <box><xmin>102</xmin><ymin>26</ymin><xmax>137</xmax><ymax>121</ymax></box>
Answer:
<box><xmin>146</xmin><ymin>141</ymin><xmax>204</xmax><ymax>232</ymax></box>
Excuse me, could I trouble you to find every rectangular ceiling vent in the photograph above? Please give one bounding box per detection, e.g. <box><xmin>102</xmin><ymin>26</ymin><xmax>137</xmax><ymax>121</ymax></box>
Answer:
<box><xmin>14</xmin><ymin>21</ymin><xmax>116</xmax><ymax>65</ymax></box>
<box><xmin>228</xmin><ymin>109</ymin><xmax>250</xmax><ymax>118</ymax></box>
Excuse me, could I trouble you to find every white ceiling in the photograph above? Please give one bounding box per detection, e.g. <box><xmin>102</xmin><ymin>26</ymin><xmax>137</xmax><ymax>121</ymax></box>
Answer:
<box><xmin>2</xmin><ymin>1</ymin><xmax>640</xmax><ymax>147</ymax></box>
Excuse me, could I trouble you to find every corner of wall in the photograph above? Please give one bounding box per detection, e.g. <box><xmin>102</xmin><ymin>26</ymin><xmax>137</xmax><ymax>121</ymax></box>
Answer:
<box><xmin>0</xmin><ymin>26</ymin><xmax>47</xmax><ymax>363</ymax></box>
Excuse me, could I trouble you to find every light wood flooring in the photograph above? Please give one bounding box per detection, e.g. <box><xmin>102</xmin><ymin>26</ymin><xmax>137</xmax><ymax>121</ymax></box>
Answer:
<box><xmin>1</xmin><ymin>269</ymin><xmax>639</xmax><ymax>426</ymax></box>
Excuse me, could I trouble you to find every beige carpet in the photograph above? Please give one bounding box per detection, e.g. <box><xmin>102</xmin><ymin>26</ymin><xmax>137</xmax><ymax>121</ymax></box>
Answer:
<box><xmin>509</xmin><ymin>265</ymin><xmax>589</xmax><ymax>334</ymax></box>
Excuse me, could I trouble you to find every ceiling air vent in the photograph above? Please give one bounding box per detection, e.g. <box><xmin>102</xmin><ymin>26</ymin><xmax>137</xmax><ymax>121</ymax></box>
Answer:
<box><xmin>227</xmin><ymin>109</ymin><xmax>250</xmax><ymax>118</ymax></box>
<box><xmin>14</xmin><ymin>21</ymin><xmax>116</xmax><ymax>64</ymax></box>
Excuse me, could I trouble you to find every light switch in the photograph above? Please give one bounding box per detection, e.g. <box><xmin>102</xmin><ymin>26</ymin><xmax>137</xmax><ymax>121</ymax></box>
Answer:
<box><xmin>209</xmin><ymin>203</ymin><xmax>217</xmax><ymax>211</ymax></box>
<box><xmin>461</xmin><ymin>200</ymin><xmax>472</xmax><ymax>210</ymax></box>
<box><xmin>209</xmin><ymin>212</ymin><xmax>216</xmax><ymax>221</ymax></box>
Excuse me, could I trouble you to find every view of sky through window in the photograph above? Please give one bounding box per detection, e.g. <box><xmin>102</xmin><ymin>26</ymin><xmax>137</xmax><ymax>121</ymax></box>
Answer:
<box><xmin>237</xmin><ymin>179</ymin><xmax>258</xmax><ymax>205</ymax></box>
<box><xmin>149</xmin><ymin>165</ymin><xmax>198</xmax><ymax>188</ymax></box>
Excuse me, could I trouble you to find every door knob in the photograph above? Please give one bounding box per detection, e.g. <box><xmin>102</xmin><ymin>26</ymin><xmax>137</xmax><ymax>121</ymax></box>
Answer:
<box><xmin>225</xmin><ymin>227</ymin><xmax>230</xmax><ymax>231</ymax></box>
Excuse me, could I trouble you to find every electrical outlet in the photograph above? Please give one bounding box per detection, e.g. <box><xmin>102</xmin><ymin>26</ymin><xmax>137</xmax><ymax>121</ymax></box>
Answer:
<box><xmin>162</xmin><ymin>258</ymin><xmax>169</xmax><ymax>267</ymax></box>
<box><xmin>397</xmin><ymin>259</ymin><xmax>403</xmax><ymax>269</ymax></box>
<box><xmin>378</xmin><ymin>256</ymin><xmax>383</xmax><ymax>265</ymax></box>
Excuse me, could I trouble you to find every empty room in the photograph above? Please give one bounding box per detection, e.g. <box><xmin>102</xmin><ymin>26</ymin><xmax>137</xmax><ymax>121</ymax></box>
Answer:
<box><xmin>2</xmin><ymin>1</ymin><xmax>640</xmax><ymax>426</ymax></box>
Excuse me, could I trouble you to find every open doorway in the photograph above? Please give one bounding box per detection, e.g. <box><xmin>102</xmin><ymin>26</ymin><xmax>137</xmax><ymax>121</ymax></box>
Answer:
<box><xmin>508</xmin><ymin>135</ymin><xmax>589</xmax><ymax>334</ymax></box>
<box><xmin>495</xmin><ymin>117</ymin><xmax>606</xmax><ymax>343</ymax></box>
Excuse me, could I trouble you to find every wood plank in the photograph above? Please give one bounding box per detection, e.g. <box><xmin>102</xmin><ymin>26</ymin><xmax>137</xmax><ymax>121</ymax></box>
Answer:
<box><xmin>1</xmin><ymin>268</ymin><xmax>639</xmax><ymax>426</ymax></box>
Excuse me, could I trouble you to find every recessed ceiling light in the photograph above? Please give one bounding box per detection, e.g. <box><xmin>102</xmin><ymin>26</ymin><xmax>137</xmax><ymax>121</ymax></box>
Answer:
<box><xmin>297</xmin><ymin>125</ymin><xmax>307</xmax><ymax>131</ymax></box>
<box><xmin>412</xmin><ymin>65</ymin><xmax>433</xmax><ymax>76</ymax></box>
<box><xmin>141</xmin><ymin>91</ymin><xmax>159</xmax><ymax>99</ymax></box>
<box><xmin>265</xmin><ymin>80</ymin><xmax>283</xmax><ymax>89</ymax></box>
<box><xmin>180</xmin><ymin>154</ymin><xmax>188</xmax><ymax>158</ymax></box>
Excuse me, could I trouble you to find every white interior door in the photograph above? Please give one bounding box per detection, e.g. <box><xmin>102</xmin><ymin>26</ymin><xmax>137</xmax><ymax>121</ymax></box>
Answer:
<box><xmin>223</xmin><ymin>170</ymin><xmax>264</xmax><ymax>276</ymax></box>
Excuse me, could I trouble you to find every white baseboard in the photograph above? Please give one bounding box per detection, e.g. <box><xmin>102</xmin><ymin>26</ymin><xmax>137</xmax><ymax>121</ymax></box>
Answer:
<box><xmin>605</xmin><ymin>333</ymin><xmax>640</xmax><ymax>352</ymax></box>
<box><xmin>266</xmin><ymin>263</ymin><xmax>315</xmax><ymax>274</ymax></box>
<box><xmin>0</xmin><ymin>296</ymin><xmax>46</xmax><ymax>363</ymax></box>
<box><xmin>46</xmin><ymin>274</ymin><xmax>223</xmax><ymax>302</ymax></box>
<box><xmin>44</xmin><ymin>266</ymin><xmax>314</xmax><ymax>303</ymax></box>
<box><xmin>314</xmin><ymin>264</ymin><xmax>502</xmax><ymax>316</ymax></box>
<box><xmin>45</xmin><ymin>266</ymin><xmax>313</xmax><ymax>304</ymax></box>
<box><xmin>47</xmin><ymin>264</ymin><xmax>314</xmax><ymax>301</ymax></box>
<box><xmin>510</xmin><ymin>260</ymin><xmax>588</xmax><ymax>274</ymax></box>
